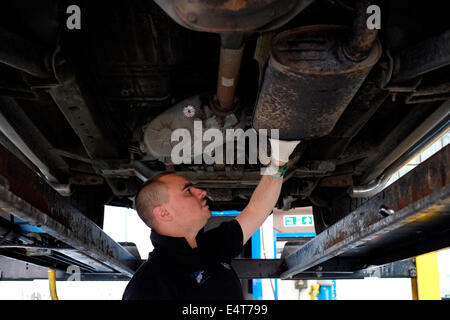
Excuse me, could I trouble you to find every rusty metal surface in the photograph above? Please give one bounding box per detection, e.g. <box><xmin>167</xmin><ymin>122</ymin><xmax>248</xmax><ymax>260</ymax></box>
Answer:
<box><xmin>0</xmin><ymin>255</ymin><xmax>129</xmax><ymax>281</ymax></box>
<box><xmin>216</xmin><ymin>46</ymin><xmax>244</xmax><ymax>113</ymax></box>
<box><xmin>319</xmin><ymin>174</ymin><xmax>353</xmax><ymax>187</ymax></box>
<box><xmin>181</xmin><ymin>169</ymin><xmax>261</xmax><ymax>186</ymax></box>
<box><xmin>405</xmin><ymin>82</ymin><xmax>450</xmax><ymax>104</ymax></box>
<box><xmin>0</xmin><ymin>143</ymin><xmax>137</xmax><ymax>276</ymax></box>
<box><xmin>0</xmin><ymin>255</ymin><xmax>66</xmax><ymax>281</ymax></box>
<box><xmin>252</xmin><ymin>25</ymin><xmax>381</xmax><ymax>140</ymax></box>
<box><xmin>154</xmin><ymin>0</ymin><xmax>314</xmax><ymax>33</ymax></box>
<box><xmin>0</xmin><ymin>185</ymin><xmax>136</xmax><ymax>276</ymax></box>
<box><xmin>305</xmin><ymin>64</ymin><xmax>390</xmax><ymax>160</ymax></box>
<box><xmin>392</xmin><ymin>30</ymin><xmax>450</xmax><ymax>83</ymax></box>
<box><xmin>0</xmin><ymin>255</ymin><xmax>414</xmax><ymax>281</ymax></box>
<box><xmin>343</xmin><ymin>0</ymin><xmax>379</xmax><ymax>62</ymax></box>
<box><xmin>232</xmin><ymin>259</ymin><xmax>285</xmax><ymax>279</ymax></box>
<box><xmin>88</xmin><ymin>0</ymin><xmax>185</xmax><ymax>106</ymax></box>
<box><xmin>69</xmin><ymin>174</ymin><xmax>104</xmax><ymax>186</ymax></box>
<box><xmin>231</xmin><ymin>258</ymin><xmax>415</xmax><ymax>280</ymax></box>
<box><xmin>49</xmin><ymin>62</ymin><xmax>124</xmax><ymax>159</ymax></box>
<box><xmin>205</xmin><ymin>188</ymin><xmax>233</xmax><ymax>201</ymax></box>
<box><xmin>0</xmin><ymin>244</ymin><xmax>112</xmax><ymax>273</ymax></box>
<box><xmin>281</xmin><ymin>144</ymin><xmax>450</xmax><ymax>279</ymax></box>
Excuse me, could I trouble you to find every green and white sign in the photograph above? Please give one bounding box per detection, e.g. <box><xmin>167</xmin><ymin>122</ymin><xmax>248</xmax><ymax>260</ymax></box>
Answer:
<box><xmin>283</xmin><ymin>215</ymin><xmax>314</xmax><ymax>227</ymax></box>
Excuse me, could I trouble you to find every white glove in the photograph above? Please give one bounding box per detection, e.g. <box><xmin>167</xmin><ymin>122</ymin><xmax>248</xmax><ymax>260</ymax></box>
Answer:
<box><xmin>269</xmin><ymin>138</ymin><xmax>301</xmax><ymax>165</ymax></box>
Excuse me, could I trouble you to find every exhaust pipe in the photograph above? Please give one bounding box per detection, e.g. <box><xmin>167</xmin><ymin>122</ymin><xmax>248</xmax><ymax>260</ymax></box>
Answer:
<box><xmin>343</xmin><ymin>0</ymin><xmax>380</xmax><ymax>62</ymax></box>
<box><xmin>210</xmin><ymin>33</ymin><xmax>245</xmax><ymax>116</ymax></box>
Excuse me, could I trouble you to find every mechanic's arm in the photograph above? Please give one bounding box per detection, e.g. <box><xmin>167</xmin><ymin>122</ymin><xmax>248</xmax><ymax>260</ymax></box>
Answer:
<box><xmin>235</xmin><ymin>139</ymin><xmax>300</xmax><ymax>245</ymax></box>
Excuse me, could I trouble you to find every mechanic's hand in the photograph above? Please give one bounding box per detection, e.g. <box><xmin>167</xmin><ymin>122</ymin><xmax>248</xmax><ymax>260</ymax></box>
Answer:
<box><xmin>269</xmin><ymin>138</ymin><xmax>301</xmax><ymax>166</ymax></box>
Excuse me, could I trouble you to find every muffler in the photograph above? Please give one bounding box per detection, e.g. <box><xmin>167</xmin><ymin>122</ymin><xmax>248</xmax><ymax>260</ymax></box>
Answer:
<box><xmin>253</xmin><ymin>23</ymin><xmax>382</xmax><ymax>140</ymax></box>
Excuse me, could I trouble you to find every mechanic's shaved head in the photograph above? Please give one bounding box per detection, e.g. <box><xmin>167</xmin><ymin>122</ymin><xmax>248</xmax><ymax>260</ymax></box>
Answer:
<box><xmin>134</xmin><ymin>172</ymin><xmax>173</xmax><ymax>231</ymax></box>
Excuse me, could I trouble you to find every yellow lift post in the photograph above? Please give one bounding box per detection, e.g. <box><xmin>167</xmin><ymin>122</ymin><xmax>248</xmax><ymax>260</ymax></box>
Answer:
<box><xmin>411</xmin><ymin>251</ymin><xmax>441</xmax><ymax>300</ymax></box>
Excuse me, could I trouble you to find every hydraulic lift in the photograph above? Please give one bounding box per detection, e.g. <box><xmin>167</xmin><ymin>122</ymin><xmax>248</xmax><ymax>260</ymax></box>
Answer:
<box><xmin>0</xmin><ymin>141</ymin><xmax>448</xmax><ymax>287</ymax></box>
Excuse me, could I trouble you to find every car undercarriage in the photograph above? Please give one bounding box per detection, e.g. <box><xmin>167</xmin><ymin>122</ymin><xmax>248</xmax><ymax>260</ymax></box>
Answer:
<box><xmin>0</xmin><ymin>0</ymin><xmax>449</xmax><ymax>281</ymax></box>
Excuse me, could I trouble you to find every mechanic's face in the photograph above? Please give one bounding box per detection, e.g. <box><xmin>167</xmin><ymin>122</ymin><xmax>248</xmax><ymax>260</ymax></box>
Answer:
<box><xmin>159</xmin><ymin>174</ymin><xmax>211</xmax><ymax>232</ymax></box>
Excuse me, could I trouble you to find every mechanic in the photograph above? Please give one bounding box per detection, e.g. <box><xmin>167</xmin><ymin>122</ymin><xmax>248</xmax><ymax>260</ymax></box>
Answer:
<box><xmin>122</xmin><ymin>138</ymin><xmax>300</xmax><ymax>300</ymax></box>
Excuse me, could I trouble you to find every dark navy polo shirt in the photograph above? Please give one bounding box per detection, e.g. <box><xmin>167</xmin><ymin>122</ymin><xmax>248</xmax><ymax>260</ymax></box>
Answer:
<box><xmin>122</xmin><ymin>219</ymin><xmax>244</xmax><ymax>300</ymax></box>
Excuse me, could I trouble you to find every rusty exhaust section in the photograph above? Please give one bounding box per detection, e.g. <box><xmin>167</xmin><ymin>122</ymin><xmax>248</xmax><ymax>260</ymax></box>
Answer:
<box><xmin>253</xmin><ymin>10</ymin><xmax>382</xmax><ymax>140</ymax></box>
<box><xmin>253</xmin><ymin>25</ymin><xmax>382</xmax><ymax>140</ymax></box>
<box><xmin>212</xmin><ymin>44</ymin><xmax>244</xmax><ymax>115</ymax></box>
<box><xmin>210</xmin><ymin>33</ymin><xmax>245</xmax><ymax>115</ymax></box>
<box><xmin>343</xmin><ymin>0</ymin><xmax>379</xmax><ymax>62</ymax></box>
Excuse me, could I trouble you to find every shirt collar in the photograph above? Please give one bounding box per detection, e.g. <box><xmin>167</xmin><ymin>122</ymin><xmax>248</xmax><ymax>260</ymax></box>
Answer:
<box><xmin>150</xmin><ymin>228</ymin><xmax>205</xmax><ymax>255</ymax></box>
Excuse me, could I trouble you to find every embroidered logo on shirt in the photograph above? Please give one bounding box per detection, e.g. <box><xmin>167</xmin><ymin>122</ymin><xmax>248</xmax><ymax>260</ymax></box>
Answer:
<box><xmin>191</xmin><ymin>270</ymin><xmax>211</xmax><ymax>285</ymax></box>
<box><xmin>221</xmin><ymin>262</ymin><xmax>231</xmax><ymax>270</ymax></box>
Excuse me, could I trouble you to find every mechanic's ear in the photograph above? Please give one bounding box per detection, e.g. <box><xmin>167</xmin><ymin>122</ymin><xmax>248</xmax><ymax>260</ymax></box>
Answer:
<box><xmin>153</xmin><ymin>205</ymin><xmax>173</xmax><ymax>222</ymax></box>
